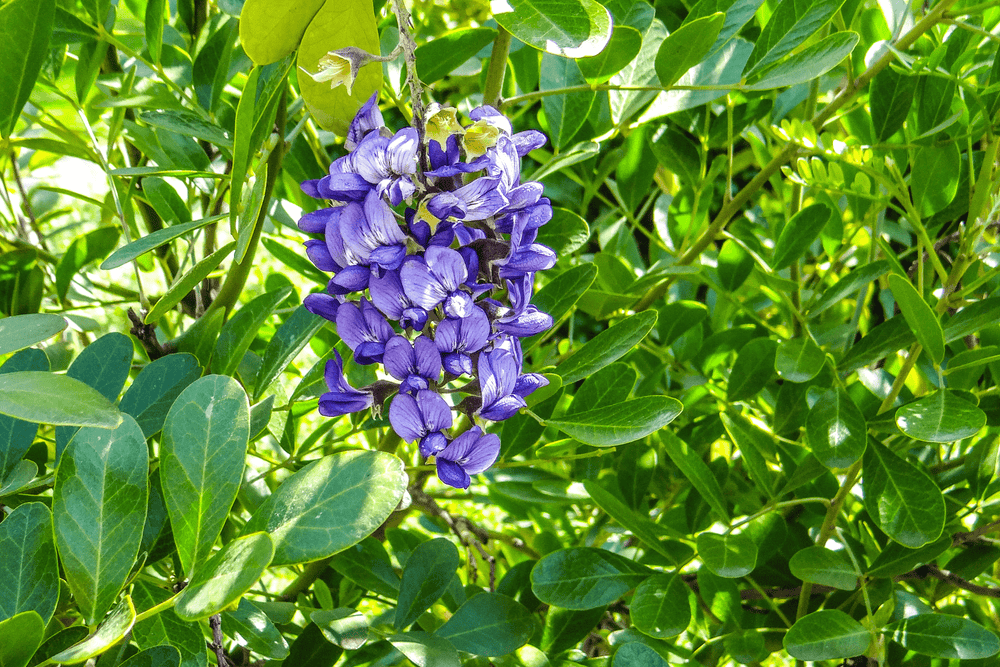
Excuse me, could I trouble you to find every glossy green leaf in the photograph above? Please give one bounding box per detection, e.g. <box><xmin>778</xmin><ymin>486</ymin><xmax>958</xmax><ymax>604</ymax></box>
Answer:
<box><xmin>649</xmin><ymin>124</ymin><xmax>701</xmax><ymax>186</ymax></box>
<box><xmin>631</xmin><ymin>573</ymin><xmax>691</xmax><ymax>638</ymax></box>
<box><xmin>613</xmin><ymin>642</ymin><xmax>669</xmax><ymax>666</ymax></box>
<box><xmin>567</xmin><ymin>363</ymin><xmax>636</xmax><ymax>414</ymax></box>
<box><xmin>540</xmin><ymin>54</ymin><xmax>595</xmax><ymax>151</ymax></box>
<box><xmin>717</xmin><ymin>238</ymin><xmax>754</xmax><ymax>291</ymax></box>
<box><xmin>805</xmin><ymin>388</ymin><xmax>867</xmax><ymax>469</ymax></box>
<box><xmin>388</xmin><ymin>632</ymin><xmax>460</xmax><ymax>667</ymax></box>
<box><xmin>943</xmin><ymin>297</ymin><xmax>1000</xmax><ymax>342</ymax></box>
<box><xmin>0</xmin><ymin>460</ymin><xmax>35</xmax><ymax>497</ymax></box>
<box><xmin>888</xmin><ymin>274</ymin><xmax>945</xmax><ymax>365</ymax></box>
<box><xmin>911</xmin><ymin>143</ymin><xmax>961</xmax><ymax>218</ymax></box>
<box><xmin>0</xmin><ymin>313</ymin><xmax>66</xmax><ymax>356</ymax></box>
<box><xmin>808</xmin><ymin>260</ymin><xmax>890</xmax><ymax>316</ymax></box>
<box><xmin>784</xmin><ymin>609</ymin><xmax>870</xmax><ymax>661</ymax></box>
<box><xmin>747</xmin><ymin>31</ymin><xmax>858</xmax><ymax>89</ymax></box>
<box><xmin>27</xmin><ymin>627</ymin><xmax>90</xmax><ymax>667</ymax></box>
<box><xmin>329</xmin><ymin>538</ymin><xmax>400</xmax><ymax>599</ymax></box>
<box><xmin>284</xmin><ymin>622</ymin><xmax>343</xmax><ymax>667</ymax></box>
<box><xmin>54</xmin><ymin>227</ymin><xmax>121</xmax><ymax>301</ymax></box>
<box><xmin>239</xmin><ymin>0</ymin><xmax>325</xmax><ymax>65</ymax></box>
<box><xmin>655</xmin><ymin>13</ymin><xmax>724</xmax><ymax>88</ymax></box>
<box><xmin>311</xmin><ymin>608</ymin><xmax>369</xmax><ymax>650</ymax></box>
<box><xmin>243</xmin><ymin>450</ymin><xmax>406</xmax><ymax>565</ymax></box>
<box><xmin>682</xmin><ymin>0</ymin><xmax>764</xmax><ymax>57</ymax></box>
<box><xmin>100</xmin><ymin>215</ymin><xmax>225</xmax><ymax>269</ymax></box>
<box><xmin>577</xmin><ymin>25</ymin><xmax>642</xmax><ymax>84</ymax></box>
<box><xmin>174</xmin><ymin>533</ymin><xmax>274</xmax><ymax>621</ymax></box>
<box><xmin>490</xmin><ymin>0</ymin><xmax>612</xmax><ymax>58</ymax></box>
<box><xmin>658</xmin><ymin>301</ymin><xmax>708</xmax><ymax>346</ymax></box>
<box><xmin>727</xmin><ymin>337</ymin><xmax>777</xmax><ymax>401</ymax></box>
<box><xmin>531</xmin><ymin>547</ymin><xmax>652</xmax><ymax>609</ymax></box>
<box><xmin>531</xmin><ymin>263</ymin><xmax>598</xmax><ymax>328</ymax></box>
<box><xmin>535</xmin><ymin>208</ymin><xmax>591</xmax><ymax>256</ymax></box>
<box><xmin>161</xmin><ymin>375</ymin><xmax>249</xmax><ymax>576</ymax></box>
<box><xmin>863</xmin><ymin>440</ymin><xmax>945</xmax><ymax>548</ymax></box>
<box><xmin>137</xmin><ymin>111</ymin><xmax>232</xmax><ymax>150</ymax></box>
<box><xmin>223</xmin><ymin>598</ymin><xmax>289</xmax><ymax>659</ymax></box>
<box><xmin>726</xmin><ymin>629</ymin><xmax>767</xmax><ymax>664</ymax></box>
<box><xmin>896</xmin><ymin>389</ymin><xmax>986</xmax><ymax>443</ymax></box>
<box><xmin>0</xmin><ymin>611</ymin><xmax>44</xmax><ymax>667</ymax></box>
<box><xmin>436</xmin><ymin>592</ymin><xmax>535</xmax><ymax>656</ymax></box>
<box><xmin>255</xmin><ymin>306</ymin><xmax>325</xmax><ymax>401</ymax></box>
<box><xmin>131</xmin><ymin>581</ymin><xmax>207</xmax><ymax>667</ymax></box>
<box><xmin>871</xmin><ymin>66</ymin><xmax>917</xmax><ymax>142</ymax></box>
<box><xmin>541</xmin><ymin>605</ymin><xmax>606</xmax><ymax>654</ymax></box>
<box><xmin>144</xmin><ymin>242</ymin><xmax>236</xmax><ymax>325</ymax></box>
<box><xmin>0</xmin><ymin>349</ymin><xmax>47</xmax><ymax>482</ymax></box>
<box><xmin>142</xmin><ymin>178</ymin><xmax>190</xmax><ymax>226</ymax></box>
<box><xmin>584</xmin><ymin>480</ymin><xmax>686</xmax><ymax>559</ymax></box>
<box><xmin>119</xmin><ymin>354</ymin><xmax>202</xmax><ymax>438</ymax></box>
<box><xmin>0</xmin><ymin>0</ymin><xmax>54</xmax><ymax>138</ymax></box>
<box><xmin>50</xmin><ymin>597</ymin><xmax>136</xmax><ymax>664</ymax></box>
<box><xmin>119</xmin><ymin>646</ymin><xmax>180</xmax><ymax>667</ymax></box>
<box><xmin>641</xmin><ymin>36</ymin><xmax>752</xmax><ymax>118</ymax></box>
<box><xmin>775</xmin><ymin>337</ymin><xmax>825</xmax><ymax>382</ymax></box>
<box><xmin>720</xmin><ymin>412</ymin><xmax>776</xmax><ymax>497</ymax></box>
<box><xmin>0</xmin><ymin>503</ymin><xmax>58</xmax><ymax>625</ymax></box>
<box><xmin>884</xmin><ymin>613</ymin><xmax>1000</xmax><ymax>659</ymax></box>
<box><xmin>660</xmin><ymin>431</ymin><xmax>729</xmax><ymax>521</ymax></box>
<box><xmin>772</xmin><ymin>204</ymin><xmax>833</xmax><ymax>270</ymax></box>
<box><xmin>840</xmin><ymin>317</ymin><xmax>915</xmax><ymax>373</ymax></box>
<box><xmin>866</xmin><ymin>536</ymin><xmax>950</xmax><ymax>578</ymax></box>
<box><xmin>696</xmin><ymin>532</ymin><xmax>757</xmax><ymax>578</ymax></box>
<box><xmin>53</xmin><ymin>416</ymin><xmax>147</xmax><ymax>625</ymax></box>
<box><xmin>546</xmin><ymin>396</ymin><xmax>682</xmax><ymax>446</ymax></box>
<box><xmin>395</xmin><ymin>538</ymin><xmax>460</xmax><ymax>630</ymax></box>
<box><xmin>557</xmin><ymin>311</ymin><xmax>656</xmax><ymax>383</ymax></box>
<box><xmin>192</xmin><ymin>18</ymin><xmax>237</xmax><ymax>114</ymax></box>
<box><xmin>789</xmin><ymin>546</ymin><xmax>857</xmax><ymax>590</ymax></box>
<box><xmin>213</xmin><ymin>287</ymin><xmax>292</xmax><ymax>377</ymax></box>
<box><xmin>416</xmin><ymin>27</ymin><xmax>496</xmax><ymax>84</ymax></box>
<box><xmin>744</xmin><ymin>0</ymin><xmax>847</xmax><ymax>76</ymax></box>
<box><xmin>144</xmin><ymin>0</ymin><xmax>165</xmax><ymax>63</ymax></box>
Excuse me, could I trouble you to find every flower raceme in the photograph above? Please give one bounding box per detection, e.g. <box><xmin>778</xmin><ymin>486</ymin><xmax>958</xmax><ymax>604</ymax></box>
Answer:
<box><xmin>297</xmin><ymin>93</ymin><xmax>554</xmax><ymax>489</ymax></box>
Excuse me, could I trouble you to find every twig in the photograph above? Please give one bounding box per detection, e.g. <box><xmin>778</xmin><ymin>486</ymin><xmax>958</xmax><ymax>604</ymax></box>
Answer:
<box><xmin>209</xmin><ymin>614</ymin><xmax>231</xmax><ymax>667</ymax></box>
<box><xmin>10</xmin><ymin>157</ymin><xmax>46</xmax><ymax>251</ymax></box>
<box><xmin>408</xmin><ymin>487</ymin><xmax>495</xmax><ymax>587</ymax></box>
<box><xmin>389</xmin><ymin>0</ymin><xmax>429</xmax><ymax>175</ymax></box>
<box><xmin>128</xmin><ymin>308</ymin><xmax>169</xmax><ymax>359</ymax></box>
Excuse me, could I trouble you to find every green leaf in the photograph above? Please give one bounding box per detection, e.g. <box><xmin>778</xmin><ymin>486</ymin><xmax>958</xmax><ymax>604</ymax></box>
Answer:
<box><xmin>655</xmin><ymin>13</ymin><xmax>724</xmax><ymax>88</ymax></box>
<box><xmin>630</xmin><ymin>574</ymin><xmax>692</xmax><ymax>638</ymax></box>
<box><xmin>284</xmin><ymin>623</ymin><xmax>343</xmax><ymax>667</ymax></box>
<box><xmin>329</xmin><ymin>538</ymin><xmax>400</xmax><ymax>599</ymax></box>
<box><xmin>235</xmin><ymin>164</ymin><xmax>268</xmax><ymax>263</ymax></box>
<box><xmin>161</xmin><ymin>375</ymin><xmax>249</xmax><ymax>576</ymax></box>
<box><xmin>641</xmin><ymin>36</ymin><xmax>752</xmax><ymax>118</ymax></box>
<box><xmin>944</xmin><ymin>297</ymin><xmax>1000</xmax><ymax>342</ymax></box>
<box><xmin>213</xmin><ymin>287</ymin><xmax>292</xmax><ymax>377</ymax></box>
<box><xmin>840</xmin><ymin>317</ymin><xmax>915</xmax><ymax>373</ymax></box>
<box><xmin>584</xmin><ymin>480</ymin><xmax>686</xmax><ymax>559</ymax></box>
<box><xmin>119</xmin><ymin>646</ymin><xmax>180</xmax><ymax>667</ymax></box>
<box><xmin>53</xmin><ymin>415</ymin><xmax>148</xmax><ymax>625</ymax></box>
<box><xmin>772</xmin><ymin>204</ymin><xmax>833</xmax><ymax>270</ymax></box>
<box><xmin>138</xmin><ymin>110</ymin><xmax>232</xmax><ymax>150</ymax></box>
<box><xmin>27</xmin><ymin>627</ymin><xmax>90</xmax><ymax>667</ymax></box>
<box><xmin>911</xmin><ymin>143</ymin><xmax>961</xmax><ymax>218</ymax></box>
<box><xmin>567</xmin><ymin>363</ymin><xmax>636</xmax><ymax>414</ymax></box>
<box><xmin>387</xmin><ymin>632</ymin><xmax>460</xmax><ymax>667</ymax></box>
<box><xmin>888</xmin><ymin>274</ymin><xmax>945</xmax><ymax>365</ymax></box>
<box><xmin>131</xmin><ymin>581</ymin><xmax>207</xmax><ymax>667</ymax></box>
<box><xmin>0</xmin><ymin>611</ymin><xmax>44</xmax><ymax>667</ymax></box>
<box><xmin>696</xmin><ymin>532</ymin><xmax>757</xmax><ymax>578</ymax></box>
<box><xmin>660</xmin><ymin>431</ymin><xmax>729</xmax><ymax>522</ymax></box>
<box><xmin>535</xmin><ymin>208</ymin><xmax>591</xmax><ymax>256</ymax></box>
<box><xmin>416</xmin><ymin>27</ymin><xmax>497</xmax><ymax>84</ymax></box>
<box><xmin>658</xmin><ymin>301</ymin><xmax>708</xmax><ymax>346</ymax></box>
<box><xmin>0</xmin><ymin>349</ymin><xmax>47</xmax><ymax>482</ymax></box>
<box><xmin>866</xmin><ymin>536</ymin><xmax>950</xmax><ymax>578</ymax></box>
<box><xmin>0</xmin><ymin>503</ymin><xmax>58</xmax><ymax>625</ymax></box>
<box><xmin>884</xmin><ymin>614</ymin><xmax>1000</xmax><ymax>659</ymax></box>
<box><xmin>789</xmin><ymin>546</ymin><xmax>857</xmax><ymax>590</ymax></box>
<box><xmin>436</xmin><ymin>592</ymin><xmax>535</xmax><ymax>656</ymax></box>
<box><xmin>613</xmin><ymin>642</ymin><xmax>669</xmax><ymax>666</ymax></box>
<box><xmin>784</xmin><ymin>609</ymin><xmax>871</xmax><ymax>661</ymax></box>
<box><xmin>744</xmin><ymin>0</ymin><xmax>847</xmax><ymax>76</ymax></box>
<box><xmin>557</xmin><ymin>311</ymin><xmax>657</xmax><ymax>383</ymax></box>
<box><xmin>896</xmin><ymin>389</ymin><xmax>986</xmax><ymax>443</ymax></box>
<box><xmin>808</xmin><ymin>260</ymin><xmax>890</xmax><ymax>316</ymax></box>
<box><xmin>0</xmin><ymin>0</ymin><xmax>54</xmax><ymax>138</ymax></box>
<box><xmin>144</xmin><ymin>242</ymin><xmax>236</xmax><ymax>325</ymax></box>
<box><xmin>746</xmin><ymin>31</ymin><xmax>858</xmax><ymax>89</ymax></box>
<box><xmin>717</xmin><ymin>238</ymin><xmax>754</xmax><ymax>291</ymax></box>
<box><xmin>0</xmin><ymin>313</ymin><xmax>66</xmax><ymax>356</ymax></box>
<box><xmin>144</xmin><ymin>0</ymin><xmax>165</xmax><ymax>63</ymax></box>
<box><xmin>311</xmin><ymin>608</ymin><xmax>369</xmax><ymax>650</ymax></box>
<box><xmin>490</xmin><ymin>0</ymin><xmax>612</xmax><ymax>58</ymax></box>
<box><xmin>238</xmin><ymin>0</ymin><xmax>325</xmax><ymax>65</ymax></box>
<box><xmin>100</xmin><ymin>215</ymin><xmax>225</xmax><ymax>270</ymax></box>
<box><xmin>805</xmin><ymin>388</ymin><xmax>867</xmax><ymax>469</ymax></box>
<box><xmin>726</xmin><ymin>629</ymin><xmax>767</xmax><ymax>664</ymax></box>
<box><xmin>50</xmin><ymin>597</ymin><xmax>136</xmax><ymax>664</ymax></box>
<box><xmin>142</xmin><ymin>178</ymin><xmax>190</xmax><ymax>226</ymax></box>
<box><xmin>0</xmin><ymin>460</ymin><xmax>36</xmax><ymax>497</ymax></box>
<box><xmin>255</xmin><ymin>306</ymin><xmax>325</xmax><ymax>401</ymax></box>
<box><xmin>727</xmin><ymin>337</ymin><xmax>777</xmax><ymax>401</ymax></box>
<box><xmin>546</xmin><ymin>396</ymin><xmax>682</xmax><ymax>446</ymax></box>
<box><xmin>55</xmin><ymin>227</ymin><xmax>121</xmax><ymax>301</ymax></box>
<box><xmin>649</xmin><ymin>124</ymin><xmax>701</xmax><ymax>186</ymax></box>
<box><xmin>192</xmin><ymin>18</ymin><xmax>237</xmax><ymax>114</ymax></box>
<box><xmin>531</xmin><ymin>547</ymin><xmax>652</xmax><ymax>609</ymax></box>
<box><xmin>174</xmin><ymin>533</ymin><xmax>274</xmax><ymax>621</ymax></box>
<box><xmin>119</xmin><ymin>354</ymin><xmax>202</xmax><ymax>438</ymax></box>
<box><xmin>720</xmin><ymin>412</ymin><xmax>776</xmax><ymax>497</ymax></box>
<box><xmin>863</xmin><ymin>440</ymin><xmax>945</xmax><ymax>548</ymax></box>
<box><xmin>871</xmin><ymin>66</ymin><xmax>917</xmax><ymax>142</ymax></box>
<box><xmin>540</xmin><ymin>54</ymin><xmax>596</xmax><ymax>151</ymax></box>
<box><xmin>223</xmin><ymin>598</ymin><xmax>290</xmax><ymax>659</ymax></box>
<box><xmin>243</xmin><ymin>451</ymin><xmax>406</xmax><ymax>566</ymax></box>
<box><xmin>682</xmin><ymin>0</ymin><xmax>764</xmax><ymax>57</ymax></box>
<box><xmin>541</xmin><ymin>605</ymin><xmax>606</xmax><ymax>654</ymax></box>
<box><xmin>775</xmin><ymin>337</ymin><xmax>825</xmax><ymax>383</ymax></box>
<box><xmin>531</xmin><ymin>264</ymin><xmax>598</xmax><ymax>330</ymax></box>
<box><xmin>577</xmin><ymin>25</ymin><xmax>642</xmax><ymax>84</ymax></box>
<box><xmin>395</xmin><ymin>539</ymin><xmax>460</xmax><ymax>630</ymax></box>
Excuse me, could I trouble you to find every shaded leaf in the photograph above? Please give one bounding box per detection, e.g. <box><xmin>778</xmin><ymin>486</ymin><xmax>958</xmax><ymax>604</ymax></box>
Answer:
<box><xmin>436</xmin><ymin>593</ymin><xmax>535</xmax><ymax>656</ymax></box>
<box><xmin>0</xmin><ymin>503</ymin><xmax>59</xmax><ymax>625</ymax></box>
<box><xmin>863</xmin><ymin>441</ymin><xmax>945</xmax><ymax>548</ymax></box>
<box><xmin>531</xmin><ymin>547</ymin><xmax>651</xmax><ymax>609</ymax></box>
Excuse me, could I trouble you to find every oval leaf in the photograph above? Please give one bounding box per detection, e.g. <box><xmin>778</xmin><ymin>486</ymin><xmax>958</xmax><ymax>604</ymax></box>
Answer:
<box><xmin>395</xmin><ymin>539</ymin><xmax>460</xmax><ymax>630</ymax></box>
<box><xmin>775</xmin><ymin>337</ymin><xmax>825</xmax><ymax>383</ymax></box>
<box><xmin>578</xmin><ymin>25</ymin><xmax>643</xmax><ymax>84</ymax></box>
<box><xmin>0</xmin><ymin>372</ymin><xmax>122</xmax><ymax>429</ymax></box>
<box><xmin>491</xmin><ymin>0</ymin><xmax>612</xmax><ymax>58</ymax></box>
<box><xmin>631</xmin><ymin>573</ymin><xmax>692</xmax><ymax>638</ymax></box>
<box><xmin>545</xmin><ymin>395</ymin><xmax>683</xmax><ymax>446</ymax></box>
<box><xmin>696</xmin><ymin>532</ymin><xmax>757</xmax><ymax>578</ymax></box>
<box><xmin>531</xmin><ymin>547</ymin><xmax>652</xmax><ymax>609</ymax></box>
<box><xmin>436</xmin><ymin>592</ymin><xmax>534</xmax><ymax>656</ymax></box>
<box><xmin>655</xmin><ymin>13</ymin><xmax>724</xmax><ymax>88</ymax></box>
<box><xmin>223</xmin><ymin>598</ymin><xmax>290</xmax><ymax>659</ymax></box>
<box><xmin>805</xmin><ymin>388</ymin><xmax>867</xmax><ymax>469</ymax></box>
<box><xmin>789</xmin><ymin>546</ymin><xmax>858</xmax><ymax>590</ymax></box>
<box><xmin>772</xmin><ymin>204</ymin><xmax>833</xmax><ymax>270</ymax></box>
<box><xmin>0</xmin><ymin>313</ymin><xmax>66</xmax><ymax>356</ymax></box>
<box><xmin>896</xmin><ymin>389</ymin><xmax>986</xmax><ymax>443</ymax></box>
<box><xmin>863</xmin><ymin>441</ymin><xmax>945</xmax><ymax>548</ymax></box>
<box><xmin>0</xmin><ymin>503</ymin><xmax>59</xmax><ymax>625</ymax></box>
<box><xmin>239</xmin><ymin>0</ymin><xmax>326</xmax><ymax>65</ymax></box>
<box><xmin>51</xmin><ymin>597</ymin><xmax>136</xmax><ymax>664</ymax></box>
<box><xmin>888</xmin><ymin>274</ymin><xmax>945</xmax><ymax>365</ymax></box>
<box><xmin>784</xmin><ymin>609</ymin><xmax>871</xmax><ymax>661</ymax></box>
<box><xmin>884</xmin><ymin>613</ymin><xmax>1000</xmax><ymax>659</ymax></box>
<box><xmin>174</xmin><ymin>533</ymin><xmax>274</xmax><ymax>621</ymax></box>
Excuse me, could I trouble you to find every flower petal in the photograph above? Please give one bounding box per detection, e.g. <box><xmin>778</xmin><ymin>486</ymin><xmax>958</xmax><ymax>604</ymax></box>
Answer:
<box><xmin>436</xmin><ymin>458</ymin><xmax>470</xmax><ymax>489</ymax></box>
<box><xmin>389</xmin><ymin>393</ymin><xmax>424</xmax><ymax>442</ymax></box>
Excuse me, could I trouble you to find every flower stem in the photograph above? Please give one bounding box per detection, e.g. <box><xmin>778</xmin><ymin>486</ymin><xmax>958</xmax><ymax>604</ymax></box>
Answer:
<box><xmin>483</xmin><ymin>26</ymin><xmax>512</xmax><ymax>108</ymax></box>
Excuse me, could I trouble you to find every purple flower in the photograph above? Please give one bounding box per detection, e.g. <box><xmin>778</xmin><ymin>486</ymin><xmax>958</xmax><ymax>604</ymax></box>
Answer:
<box><xmin>401</xmin><ymin>246</ymin><xmax>475</xmax><ymax>319</ymax></box>
<box><xmin>425</xmin><ymin>177</ymin><xmax>508</xmax><ymax>223</ymax></box>
<box><xmin>336</xmin><ymin>298</ymin><xmax>395</xmax><ymax>365</ymax></box>
<box><xmin>369</xmin><ymin>269</ymin><xmax>428</xmax><ymax>330</ymax></box>
<box><xmin>383</xmin><ymin>335</ymin><xmax>441</xmax><ymax>394</ymax></box>
<box><xmin>303</xmin><ymin>292</ymin><xmax>341</xmax><ymax>322</ymax></box>
<box><xmin>346</xmin><ymin>92</ymin><xmax>384</xmax><ymax>151</ymax></box>
<box><xmin>318</xmin><ymin>351</ymin><xmax>373</xmax><ymax>417</ymax></box>
<box><xmin>341</xmin><ymin>191</ymin><xmax>408</xmax><ymax>272</ymax></box>
<box><xmin>477</xmin><ymin>345</ymin><xmax>526</xmax><ymax>421</ymax></box>
<box><xmin>389</xmin><ymin>389</ymin><xmax>453</xmax><ymax>456</ymax></box>
<box><xmin>434</xmin><ymin>306</ymin><xmax>491</xmax><ymax>376</ymax></box>
<box><xmin>349</xmin><ymin>127</ymin><xmax>419</xmax><ymax>206</ymax></box>
<box><xmin>435</xmin><ymin>426</ymin><xmax>500</xmax><ymax>489</ymax></box>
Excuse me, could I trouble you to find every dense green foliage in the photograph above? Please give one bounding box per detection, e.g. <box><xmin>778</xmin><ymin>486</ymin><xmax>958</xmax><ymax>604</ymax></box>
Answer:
<box><xmin>1</xmin><ymin>0</ymin><xmax>1000</xmax><ymax>665</ymax></box>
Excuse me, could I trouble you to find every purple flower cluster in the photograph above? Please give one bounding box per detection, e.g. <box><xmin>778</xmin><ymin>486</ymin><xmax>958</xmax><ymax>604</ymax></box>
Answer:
<box><xmin>297</xmin><ymin>94</ymin><xmax>555</xmax><ymax>490</ymax></box>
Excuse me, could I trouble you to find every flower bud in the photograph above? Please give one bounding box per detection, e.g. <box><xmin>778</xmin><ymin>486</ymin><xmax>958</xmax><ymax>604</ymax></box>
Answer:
<box><xmin>299</xmin><ymin>46</ymin><xmax>373</xmax><ymax>95</ymax></box>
